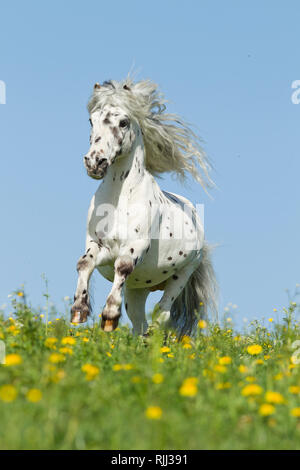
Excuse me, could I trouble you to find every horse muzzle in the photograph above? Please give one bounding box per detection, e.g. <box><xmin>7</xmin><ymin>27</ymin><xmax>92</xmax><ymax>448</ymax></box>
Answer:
<box><xmin>84</xmin><ymin>156</ymin><xmax>109</xmax><ymax>180</ymax></box>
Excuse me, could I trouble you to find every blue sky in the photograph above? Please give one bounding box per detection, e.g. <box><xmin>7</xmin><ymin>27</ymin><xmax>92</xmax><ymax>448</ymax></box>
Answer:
<box><xmin>0</xmin><ymin>1</ymin><xmax>299</xmax><ymax>326</ymax></box>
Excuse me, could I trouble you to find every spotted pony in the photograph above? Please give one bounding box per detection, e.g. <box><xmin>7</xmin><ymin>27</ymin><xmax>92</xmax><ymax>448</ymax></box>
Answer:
<box><xmin>71</xmin><ymin>78</ymin><xmax>217</xmax><ymax>335</ymax></box>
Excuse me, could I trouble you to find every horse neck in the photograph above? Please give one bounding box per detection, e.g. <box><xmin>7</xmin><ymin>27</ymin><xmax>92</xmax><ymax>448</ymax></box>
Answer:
<box><xmin>102</xmin><ymin>134</ymin><xmax>146</xmax><ymax>205</ymax></box>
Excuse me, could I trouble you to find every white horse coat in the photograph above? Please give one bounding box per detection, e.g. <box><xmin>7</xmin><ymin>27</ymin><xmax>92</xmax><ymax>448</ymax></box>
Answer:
<box><xmin>71</xmin><ymin>79</ymin><xmax>217</xmax><ymax>335</ymax></box>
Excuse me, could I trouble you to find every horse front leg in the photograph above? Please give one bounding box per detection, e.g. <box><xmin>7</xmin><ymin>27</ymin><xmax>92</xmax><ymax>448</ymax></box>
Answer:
<box><xmin>101</xmin><ymin>256</ymin><xmax>134</xmax><ymax>331</ymax></box>
<box><xmin>71</xmin><ymin>241</ymin><xmax>102</xmax><ymax>324</ymax></box>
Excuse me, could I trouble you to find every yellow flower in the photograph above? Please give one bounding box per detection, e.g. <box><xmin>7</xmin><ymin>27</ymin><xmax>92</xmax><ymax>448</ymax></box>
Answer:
<box><xmin>17</xmin><ymin>292</ymin><xmax>24</xmax><ymax>297</ymax></box>
<box><xmin>290</xmin><ymin>407</ymin><xmax>300</xmax><ymax>417</ymax></box>
<box><xmin>181</xmin><ymin>335</ymin><xmax>191</xmax><ymax>344</ymax></box>
<box><xmin>215</xmin><ymin>382</ymin><xmax>231</xmax><ymax>390</ymax></box>
<box><xmin>247</xmin><ymin>345</ymin><xmax>262</xmax><ymax>355</ymax></box>
<box><xmin>81</xmin><ymin>364</ymin><xmax>99</xmax><ymax>380</ymax></box>
<box><xmin>0</xmin><ymin>385</ymin><xmax>17</xmax><ymax>402</ymax></box>
<box><xmin>234</xmin><ymin>335</ymin><xmax>241</xmax><ymax>341</ymax></box>
<box><xmin>123</xmin><ymin>364</ymin><xmax>134</xmax><ymax>370</ymax></box>
<box><xmin>145</xmin><ymin>406</ymin><xmax>162</xmax><ymax>420</ymax></box>
<box><xmin>44</xmin><ymin>337</ymin><xmax>58</xmax><ymax>348</ymax></box>
<box><xmin>82</xmin><ymin>337</ymin><xmax>89</xmax><ymax>342</ymax></box>
<box><xmin>182</xmin><ymin>343</ymin><xmax>192</xmax><ymax>349</ymax></box>
<box><xmin>160</xmin><ymin>346</ymin><xmax>170</xmax><ymax>353</ymax></box>
<box><xmin>0</xmin><ymin>331</ymin><xmax>4</xmax><ymax>339</ymax></box>
<box><xmin>264</xmin><ymin>355</ymin><xmax>271</xmax><ymax>360</ymax></box>
<box><xmin>152</xmin><ymin>373</ymin><xmax>164</xmax><ymax>384</ymax></box>
<box><xmin>26</xmin><ymin>389</ymin><xmax>42</xmax><ymax>403</ymax></box>
<box><xmin>113</xmin><ymin>364</ymin><xmax>123</xmax><ymax>371</ymax></box>
<box><xmin>106</xmin><ymin>352</ymin><xmax>112</xmax><ymax>357</ymax></box>
<box><xmin>289</xmin><ymin>386</ymin><xmax>300</xmax><ymax>394</ymax></box>
<box><xmin>61</xmin><ymin>336</ymin><xmax>76</xmax><ymax>345</ymax></box>
<box><xmin>4</xmin><ymin>354</ymin><xmax>22</xmax><ymax>366</ymax></box>
<box><xmin>265</xmin><ymin>391</ymin><xmax>285</xmax><ymax>404</ymax></box>
<box><xmin>179</xmin><ymin>377</ymin><xmax>198</xmax><ymax>397</ymax></box>
<box><xmin>268</xmin><ymin>318</ymin><xmax>273</xmax><ymax>322</ymax></box>
<box><xmin>259</xmin><ymin>404</ymin><xmax>275</xmax><ymax>416</ymax></box>
<box><xmin>198</xmin><ymin>320</ymin><xmax>207</xmax><ymax>329</ymax></box>
<box><xmin>158</xmin><ymin>358</ymin><xmax>164</xmax><ymax>363</ymax></box>
<box><xmin>214</xmin><ymin>365</ymin><xmax>227</xmax><ymax>373</ymax></box>
<box><xmin>239</xmin><ymin>365</ymin><xmax>248</xmax><ymax>373</ymax></box>
<box><xmin>167</xmin><ymin>353</ymin><xmax>174</xmax><ymax>358</ymax></box>
<box><xmin>255</xmin><ymin>359</ymin><xmax>264</xmax><ymax>365</ymax></box>
<box><xmin>59</xmin><ymin>347</ymin><xmax>73</xmax><ymax>355</ymax></box>
<box><xmin>219</xmin><ymin>356</ymin><xmax>232</xmax><ymax>365</ymax></box>
<box><xmin>241</xmin><ymin>384</ymin><xmax>263</xmax><ymax>397</ymax></box>
<box><xmin>188</xmin><ymin>353</ymin><xmax>196</xmax><ymax>360</ymax></box>
<box><xmin>48</xmin><ymin>353</ymin><xmax>65</xmax><ymax>363</ymax></box>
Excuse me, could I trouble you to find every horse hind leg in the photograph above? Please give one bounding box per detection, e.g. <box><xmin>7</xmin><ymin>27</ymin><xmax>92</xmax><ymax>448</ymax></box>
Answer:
<box><xmin>154</xmin><ymin>264</ymin><xmax>197</xmax><ymax>330</ymax></box>
<box><xmin>124</xmin><ymin>287</ymin><xmax>149</xmax><ymax>335</ymax></box>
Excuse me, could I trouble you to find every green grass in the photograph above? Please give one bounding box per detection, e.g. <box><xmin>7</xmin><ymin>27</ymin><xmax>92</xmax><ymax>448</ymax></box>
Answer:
<box><xmin>0</xmin><ymin>291</ymin><xmax>300</xmax><ymax>449</ymax></box>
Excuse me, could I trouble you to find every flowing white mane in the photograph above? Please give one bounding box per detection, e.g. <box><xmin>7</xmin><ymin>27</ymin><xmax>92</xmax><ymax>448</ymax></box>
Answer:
<box><xmin>87</xmin><ymin>78</ymin><xmax>214</xmax><ymax>189</ymax></box>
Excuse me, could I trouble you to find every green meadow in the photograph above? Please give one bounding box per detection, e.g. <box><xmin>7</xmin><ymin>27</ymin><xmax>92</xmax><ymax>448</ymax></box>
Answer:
<box><xmin>0</xmin><ymin>290</ymin><xmax>300</xmax><ymax>450</ymax></box>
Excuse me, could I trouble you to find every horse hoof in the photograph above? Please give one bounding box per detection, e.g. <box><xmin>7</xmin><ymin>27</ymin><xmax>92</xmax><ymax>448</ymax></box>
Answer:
<box><xmin>70</xmin><ymin>305</ymin><xmax>89</xmax><ymax>324</ymax></box>
<box><xmin>101</xmin><ymin>317</ymin><xmax>119</xmax><ymax>332</ymax></box>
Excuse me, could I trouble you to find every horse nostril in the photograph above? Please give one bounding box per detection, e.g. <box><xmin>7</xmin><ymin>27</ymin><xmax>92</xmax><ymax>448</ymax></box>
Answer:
<box><xmin>84</xmin><ymin>156</ymin><xmax>88</xmax><ymax>161</ymax></box>
<box><xmin>98</xmin><ymin>158</ymin><xmax>107</xmax><ymax>167</ymax></box>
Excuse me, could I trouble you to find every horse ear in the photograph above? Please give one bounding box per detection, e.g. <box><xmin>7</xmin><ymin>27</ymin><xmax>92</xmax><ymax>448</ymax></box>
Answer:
<box><xmin>123</xmin><ymin>84</ymin><xmax>131</xmax><ymax>91</ymax></box>
<box><xmin>94</xmin><ymin>83</ymin><xmax>101</xmax><ymax>90</ymax></box>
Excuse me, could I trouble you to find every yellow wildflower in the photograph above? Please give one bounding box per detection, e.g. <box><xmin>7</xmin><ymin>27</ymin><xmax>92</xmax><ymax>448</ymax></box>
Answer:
<box><xmin>289</xmin><ymin>386</ymin><xmax>300</xmax><ymax>394</ymax></box>
<box><xmin>215</xmin><ymin>382</ymin><xmax>231</xmax><ymax>390</ymax></box>
<box><xmin>4</xmin><ymin>354</ymin><xmax>22</xmax><ymax>366</ymax></box>
<box><xmin>182</xmin><ymin>343</ymin><xmax>192</xmax><ymax>349</ymax></box>
<box><xmin>198</xmin><ymin>320</ymin><xmax>207</xmax><ymax>329</ymax></box>
<box><xmin>255</xmin><ymin>359</ymin><xmax>264</xmax><ymax>365</ymax></box>
<box><xmin>179</xmin><ymin>377</ymin><xmax>198</xmax><ymax>397</ymax></box>
<box><xmin>48</xmin><ymin>353</ymin><xmax>65</xmax><ymax>363</ymax></box>
<box><xmin>219</xmin><ymin>356</ymin><xmax>232</xmax><ymax>365</ymax></box>
<box><xmin>44</xmin><ymin>337</ymin><xmax>58</xmax><ymax>348</ymax></box>
<box><xmin>268</xmin><ymin>318</ymin><xmax>273</xmax><ymax>322</ymax></box>
<box><xmin>152</xmin><ymin>373</ymin><xmax>164</xmax><ymax>384</ymax></box>
<box><xmin>239</xmin><ymin>365</ymin><xmax>248</xmax><ymax>373</ymax></box>
<box><xmin>160</xmin><ymin>346</ymin><xmax>170</xmax><ymax>353</ymax></box>
<box><xmin>123</xmin><ymin>364</ymin><xmax>134</xmax><ymax>370</ymax></box>
<box><xmin>259</xmin><ymin>404</ymin><xmax>275</xmax><ymax>416</ymax></box>
<box><xmin>145</xmin><ymin>406</ymin><xmax>162</xmax><ymax>420</ymax></box>
<box><xmin>59</xmin><ymin>347</ymin><xmax>73</xmax><ymax>355</ymax></box>
<box><xmin>290</xmin><ymin>407</ymin><xmax>300</xmax><ymax>417</ymax></box>
<box><xmin>17</xmin><ymin>292</ymin><xmax>24</xmax><ymax>297</ymax></box>
<box><xmin>81</xmin><ymin>364</ymin><xmax>99</xmax><ymax>380</ymax></box>
<box><xmin>247</xmin><ymin>345</ymin><xmax>262</xmax><ymax>355</ymax></box>
<box><xmin>113</xmin><ymin>364</ymin><xmax>123</xmax><ymax>371</ymax></box>
<box><xmin>26</xmin><ymin>389</ymin><xmax>42</xmax><ymax>403</ymax></box>
<box><xmin>61</xmin><ymin>336</ymin><xmax>76</xmax><ymax>345</ymax></box>
<box><xmin>241</xmin><ymin>384</ymin><xmax>263</xmax><ymax>396</ymax></box>
<box><xmin>0</xmin><ymin>385</ymin><xmax>17</xmax><ymax>402</ymax></box>
<box><xmin>214</xmin><ymin>365</ymin><xmax>227</xmax><ymax>373</ymax></box>
<box><xmin>265</xmin><ymin>391</ymin><xmax>285</xmax><ymax>404</ymax></box>
<box><xmin>82</xmin><ymin>337</ymin><xmax>89</xmax><ymax>342</ymax></box>
<box><xmin>106</xmin><ymin>352</ymin><xmax>112</xmax><ymax>357</ymax></box>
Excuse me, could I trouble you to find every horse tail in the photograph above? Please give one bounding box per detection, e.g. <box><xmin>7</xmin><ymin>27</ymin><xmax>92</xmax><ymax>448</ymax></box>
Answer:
<box><xmin>170</xmin><ymin>243</ymin><xmax>218</xmax><ymax>337</ymax></box>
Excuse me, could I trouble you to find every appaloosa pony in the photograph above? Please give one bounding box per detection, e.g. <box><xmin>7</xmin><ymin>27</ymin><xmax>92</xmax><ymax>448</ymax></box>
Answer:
<box><xmin>71</xmin><ymin>78</ymin><xmax>217</xmax><ymax>335</ymax></box>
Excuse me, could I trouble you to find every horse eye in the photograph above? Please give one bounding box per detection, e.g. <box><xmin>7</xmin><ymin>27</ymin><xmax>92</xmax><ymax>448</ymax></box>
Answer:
<box><xmin>89</xmin><ymin>118</ymin><xmax>92</xmax><ymax>127</ymax></box>
<box><xmin>119</xmin><ymin>119</ymin><xmax>129</xmax><ymax>128</ymax></box>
